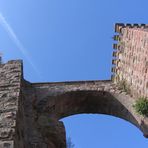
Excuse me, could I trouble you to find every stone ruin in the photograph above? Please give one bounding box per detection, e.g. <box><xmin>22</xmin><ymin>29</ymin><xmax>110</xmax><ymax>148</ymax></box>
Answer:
<box><xmin>0</xmin><ymin>23</ymin><xmax>148</xmax><ymax>148</ymax></box>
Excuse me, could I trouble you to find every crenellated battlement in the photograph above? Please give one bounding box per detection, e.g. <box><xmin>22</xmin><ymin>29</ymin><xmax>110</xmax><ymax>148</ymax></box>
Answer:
<box><xmin>115</xmin><ymin>23</ymin><xmax>148</xmax><ymax>33</ymax></box>
<box><xmin>112</xmin><ymin>23</ymin><xmax>148</xmax><ymax>98</ymax></box>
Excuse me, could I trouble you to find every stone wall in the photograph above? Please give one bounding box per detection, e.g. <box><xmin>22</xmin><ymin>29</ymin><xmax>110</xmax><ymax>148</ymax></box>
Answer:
<box><xmin>32</xmin><ymin>80</ymin><xmax>148</xmax><ymax>137</ymax></box>
<box><xmin>19</xmin><ymin>81</ymin><xmax>65</xmax><ymax>148</ymax></box>
<box><xmin>0</xmin><ymin>60</ymin><xmax>22</xmax><ymax>148</ymax></box>
<box><xmin>112</xmin><ymin>23</ymin><xmax>148</xmax><ymax>98</ymax></box>
<box><xmin>0</xmin><ymin>60</ymin><xmax>67</xmax><ymax>148</ymax></box>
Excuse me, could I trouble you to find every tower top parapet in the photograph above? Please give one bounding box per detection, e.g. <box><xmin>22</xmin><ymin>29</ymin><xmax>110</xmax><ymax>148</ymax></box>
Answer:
<box><xmin>115</xmin><ymin>23</ymin><xmax>148</xmax><ymax>33</ymax></box>
<box><xmin>112</xmin><ymin>23</ymin><xmax>148</xmax><ymax>98</ymax></box>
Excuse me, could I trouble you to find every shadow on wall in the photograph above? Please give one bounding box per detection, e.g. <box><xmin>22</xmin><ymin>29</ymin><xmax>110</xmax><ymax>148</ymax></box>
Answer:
<box><xmin>41</xmin><ymin>91</ymin><xmax>140</xmax><ymax>132</ymax></box>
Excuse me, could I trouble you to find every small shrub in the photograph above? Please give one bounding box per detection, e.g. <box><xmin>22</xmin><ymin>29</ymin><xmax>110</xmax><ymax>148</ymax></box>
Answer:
<box><xmin>118</xmin><ymin>80</ymin><xmax>131</xmax><ymax>94</ymax></box>
<box><xmin>133</xmin><ymin>97</ymin><xmax>148</xmax><ymax>117</ymax></box>
<box><xmin>119</xmin><ymin>41</ymin><xmax>125</xmax><ymax>47</ymax></box>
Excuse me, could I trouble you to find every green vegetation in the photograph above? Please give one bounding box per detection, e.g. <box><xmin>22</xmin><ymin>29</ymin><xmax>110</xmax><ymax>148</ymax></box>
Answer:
<box><xmin>133</xmin><ymin>97</ymin><xmax>148</xmax><ymax>117</ymax></box>
<box><xmin>118</xmin><ymin>80</ymin><xmax>131</xmax><ymax>94</ymax></box>
<box><xmin>119</xmin><ymin>41</ymin><xmax>125</xmax><ymax>46</ymax></box>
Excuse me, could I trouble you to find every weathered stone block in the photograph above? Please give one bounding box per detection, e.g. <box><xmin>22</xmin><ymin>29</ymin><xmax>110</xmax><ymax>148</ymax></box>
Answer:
<box><xmin>0</xmin><ymin>141</ymin><xmax>14</xmax><ymax>148</ymax></box>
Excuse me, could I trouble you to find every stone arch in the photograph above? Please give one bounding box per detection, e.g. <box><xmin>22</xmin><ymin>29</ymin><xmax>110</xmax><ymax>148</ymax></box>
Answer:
<box><xmin>37</xmin><ymin>90</ymin><xmax>139</xmax><ymax>129</ymax></box>
<box><xmin>33</xmin><ymin>81</ymin><xmax>148</xmax><ymax>147</ymax></box>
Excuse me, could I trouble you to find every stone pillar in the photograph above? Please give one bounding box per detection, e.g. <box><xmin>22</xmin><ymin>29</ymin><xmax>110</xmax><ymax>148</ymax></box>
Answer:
<box><xmin>0</xmin><ymin>60</ymin><xmax>23</xmax><ymax>148</ymax></box>
<box><xmin>36</xmin><ymin>113</ymin><xmax>66</xmax><ymax>148</ymax></box>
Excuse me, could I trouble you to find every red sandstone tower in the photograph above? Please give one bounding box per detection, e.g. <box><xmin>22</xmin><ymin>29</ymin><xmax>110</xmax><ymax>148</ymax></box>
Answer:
<box><xmin>112</xmin><ymin>23</ymin><xmax>148</xmax><ymax>98</ymax></box>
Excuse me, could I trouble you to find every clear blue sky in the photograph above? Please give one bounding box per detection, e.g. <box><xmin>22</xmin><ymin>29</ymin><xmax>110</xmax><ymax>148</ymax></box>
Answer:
<box><xmin>0</xmin><ymin>0</ymin><xmax>148</xmax><ymax>147</ymax></box>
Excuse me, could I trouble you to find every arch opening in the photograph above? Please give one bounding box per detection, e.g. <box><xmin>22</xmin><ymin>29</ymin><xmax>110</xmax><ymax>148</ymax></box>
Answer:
<box><xmin>40</xmin><ymin>90</ymin><xmax>140</xmax><ymax>130</ymax></box>
<box><xmin>62</xmin><ymin>114</ymin><xmax>148</xmax><ymax>148</ymax></box>
<box><xmin>35</xmin><ymin>90</ymin><xmax>148</xmax><ymax>147</ymax></box>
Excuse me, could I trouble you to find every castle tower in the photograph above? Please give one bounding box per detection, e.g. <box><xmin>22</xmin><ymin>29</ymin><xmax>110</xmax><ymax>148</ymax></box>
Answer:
<box><xmin>112</xmin><ymin>23</ymin><xmax>148</xmax><ymax>98</ymax></box>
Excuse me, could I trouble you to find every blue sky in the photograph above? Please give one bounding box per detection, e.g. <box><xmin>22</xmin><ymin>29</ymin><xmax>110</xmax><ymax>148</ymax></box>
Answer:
<box><xmin>0</xmin><ymin>0</ymin><xmax>148</xmax><ymax>147</ymax></box>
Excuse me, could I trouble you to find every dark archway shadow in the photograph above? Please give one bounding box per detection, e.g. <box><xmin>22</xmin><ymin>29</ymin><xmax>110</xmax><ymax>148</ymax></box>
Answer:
<box><xmin>39</xmin><ymin>90</ymin><xmax>140</xmax><ymax>133</ymax></box>
<box><xmin>55</xmin><ymin>91</ymin><xmax>139</xmax><ymax>128</ymax></box>
<box><xmin>36</xmin><ymin>90</ymin><xmax>148</xmax><ymax>147</ymax></box>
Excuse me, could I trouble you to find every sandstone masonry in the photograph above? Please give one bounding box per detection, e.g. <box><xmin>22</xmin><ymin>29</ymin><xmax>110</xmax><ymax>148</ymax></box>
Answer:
<box><xmin>112</xmin><ymin>23</ymin><xmax>148</xmax><ymax>98</ymax></box>
<box><xmin>0</xmin><ymin>60</ymin><xmax>22</xmax><ymax>148</ymax></box>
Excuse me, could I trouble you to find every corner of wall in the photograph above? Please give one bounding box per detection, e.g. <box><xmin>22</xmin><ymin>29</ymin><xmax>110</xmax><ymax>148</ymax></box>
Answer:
<box><xmin>112</xmin><ymin>23</ymin><xmax>148</xmax><ymax>98</ymax></box>
<box><xmin>0</xmin><ymin>60</ymin><xmax>23</xmax><ymax>148</ymax></box>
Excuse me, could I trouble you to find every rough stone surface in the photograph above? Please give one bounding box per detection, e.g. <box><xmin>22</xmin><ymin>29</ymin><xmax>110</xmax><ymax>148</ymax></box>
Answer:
<box><xmin>0</xmin><ymin>60</ymin><xmax>22</xmax><ymax>148</ymax></box>
<box><xmin>0</xmin><ymin>24</ymin><xmax>148</xmax><ymax>148</ymax></box>
<box><xmin>113</xmin><ymin>23</ymin><xmax>148</xmax><ymax>98</ymax></box>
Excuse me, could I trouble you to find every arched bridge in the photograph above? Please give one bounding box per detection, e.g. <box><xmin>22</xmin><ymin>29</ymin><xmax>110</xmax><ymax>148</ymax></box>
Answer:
<box><xmin>21</xmin><ymin>80</ymin><xmax>148</xmax><ymax>148</ymax></box>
